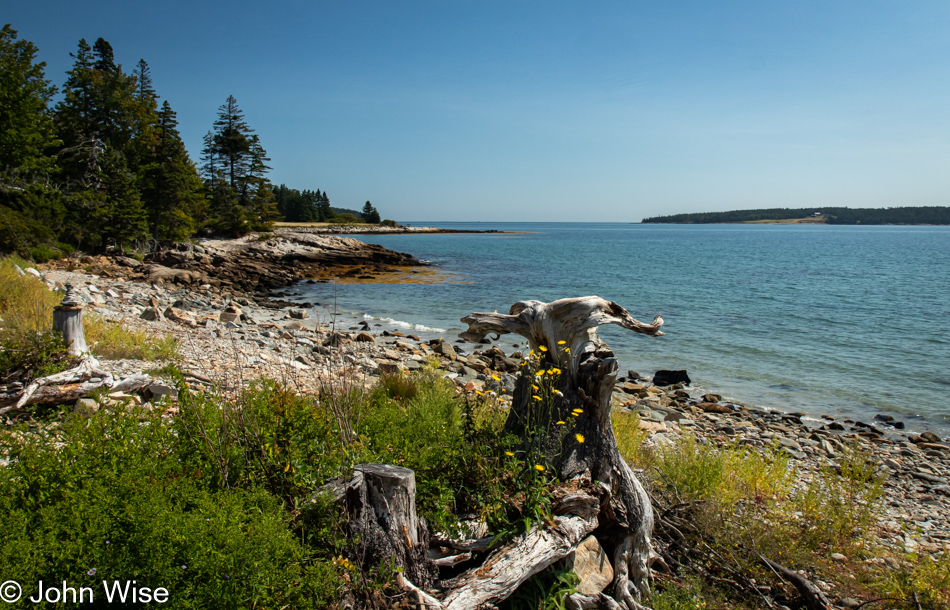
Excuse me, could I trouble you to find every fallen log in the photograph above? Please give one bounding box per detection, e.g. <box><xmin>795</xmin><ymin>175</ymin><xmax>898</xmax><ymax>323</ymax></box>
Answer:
<box><xmin>438</xmin><ymin>491</ymin><xmax>600</xmax><ymax>610</ymax></box>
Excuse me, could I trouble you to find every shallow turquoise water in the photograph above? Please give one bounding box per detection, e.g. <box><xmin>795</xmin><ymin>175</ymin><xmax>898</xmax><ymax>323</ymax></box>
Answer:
<box><xmin>290</xmin><ymin>223</ymin><xmax>950</xmax><ymax>432</ymax></box>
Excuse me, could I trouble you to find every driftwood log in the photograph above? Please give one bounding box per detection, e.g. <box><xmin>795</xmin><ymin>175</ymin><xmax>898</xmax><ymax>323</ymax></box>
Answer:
<box><xmin>458</xmin><ymin>296</ymin><xmax>664</xmax><ymax>608</ymax></box>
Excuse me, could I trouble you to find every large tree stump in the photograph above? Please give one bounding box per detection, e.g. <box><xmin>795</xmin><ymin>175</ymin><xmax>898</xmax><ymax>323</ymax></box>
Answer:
<box><xmin>345</xmin><ymin>464</ymin><xmax>435</xmax><ymax>588</ymax></box>
<box><xmin>460</xmin><ymin>297</ymin><xmax>664</xmax><ymax>609</ymax></box>
<box><xmin>52</xmin><ymin>283</ymin><xmax>88</xmax><ymax>356</ymax></box>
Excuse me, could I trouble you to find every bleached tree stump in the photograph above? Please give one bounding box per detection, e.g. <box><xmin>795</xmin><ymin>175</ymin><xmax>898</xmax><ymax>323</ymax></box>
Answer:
<box><xmin>52</xmin><ymin>283</ymin><xmax>88</xmax><ymax>356</ymax></box>
<box><xmin>460</xmin><ymin>297</ymin><xmax>664</xmax><ymax>609</ymax></box>
<box><xmin>345</xmin><ymin>464</ymin><xmax>435</xmax><ymax>588</ymax></box>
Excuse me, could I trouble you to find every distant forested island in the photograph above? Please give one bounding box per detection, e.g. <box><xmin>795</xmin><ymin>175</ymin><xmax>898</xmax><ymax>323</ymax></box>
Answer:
<box><xmin>641</xmin><ymin>207</ymin><xmax>950</xmax><ymax>225</ymax></box>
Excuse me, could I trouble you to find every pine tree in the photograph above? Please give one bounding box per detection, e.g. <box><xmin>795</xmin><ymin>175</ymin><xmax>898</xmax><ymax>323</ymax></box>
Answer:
<box><xmin>316</xmin><ymin>190</ymin><xmax>331</xmax><ymax>221</ymax></box>
<box><xmin>0</xmin><ymin>25</ymin><xmax>58</xmax><ymax>173</ymax></box>
<box><xmin>0</xmin><ymin>25</ymin><xmax>62</xmax><ymax>253</ymax></box>
<box><xmin>361</xmin><ymin>201</ymin><xmax>380</xmax><ymax>224</ymax></box>
<box><xmin>201</xmin><ymin>95</ymin><xmax>273</xmax><ymax>235</ymax></box>
<box><xmin>139</xmin><ymin>101</ymin><xmax>203</xmax><ymax>241</ymax></box>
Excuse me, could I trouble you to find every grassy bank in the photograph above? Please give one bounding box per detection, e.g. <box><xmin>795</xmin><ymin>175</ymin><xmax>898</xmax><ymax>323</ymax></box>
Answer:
<box><xmin>0</xmin><ymin>257</ymin><xmax>178</xmax><ymax>381</ymax></box>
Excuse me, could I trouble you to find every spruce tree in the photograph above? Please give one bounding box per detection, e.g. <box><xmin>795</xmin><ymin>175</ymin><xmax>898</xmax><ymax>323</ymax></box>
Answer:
<box><xmin>201</xmin><ymin>95</ymin><xmax>274</xmax><ymax>235</ymax></box>
<box><xmin>139</xmin><ymin>101</ymin><xmax>203</xmax><ymax>241</ymax></box>
<box><xmin>0</xmin><ymin>25</ymin><xmax>62</xmax><ymax>252</ymax></box>
<box><xmin>361</xmin><ymin>201</ymin><xmax>380</xmax><ymax>224</ymax></box>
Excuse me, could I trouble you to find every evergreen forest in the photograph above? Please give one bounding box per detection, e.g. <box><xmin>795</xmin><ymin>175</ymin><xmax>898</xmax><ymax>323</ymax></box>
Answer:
<box><xmin>0</xmin><ymin>26</ymin><xmax>385</xmax><ymax>261</ymax></box>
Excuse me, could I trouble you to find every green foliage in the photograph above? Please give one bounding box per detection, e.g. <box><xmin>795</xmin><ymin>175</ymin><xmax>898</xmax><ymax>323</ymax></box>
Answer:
<box><xmin>0</xmin><ymin>405</ymin><xmax>341</xmax><ymax>609</ymax></box>
<box><xmin>498</xmin><ymin>565</ymin><xmax>578</xmax><ymax>610</ymax></box>
<box><xmin>0</xmin><ymin>24</ymin><xmax>58</xmax><ymax>174</ymax></box>
<box><xmin>878</xmin><ymin>551</ymin><xmax>950</xmax><ymax>609</ymax></box>
<box><xmin>360</xmin><ymin>201</ymin><xmax>380</xmax><ymax>224</ymax></box>
<box><xmin>0</xmin><ymin>330</ymin><xmax>74</xmax><ymax>382</ymax></box>
<box><xmin>796</xmin><ymin>439</ymin><xmax>885</xmax><ymax>550</ymax></box>
<box><xmin>200</xmin><ymin>96</ymin><xmax>275</xmax><ymax>236</ymax></box>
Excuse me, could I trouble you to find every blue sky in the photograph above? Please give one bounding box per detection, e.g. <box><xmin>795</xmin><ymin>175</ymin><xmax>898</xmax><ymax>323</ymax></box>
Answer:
<box><xmin>7</xmin><ymin>1</ymin><xmax>950</xmax><ymax>221</ymax></box>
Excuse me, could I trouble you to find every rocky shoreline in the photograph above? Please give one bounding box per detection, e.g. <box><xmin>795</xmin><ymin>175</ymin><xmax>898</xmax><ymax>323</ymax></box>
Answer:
<box><xmin>11</xmin><ymin>247</ymin><xmax>950</xmax><ymax>567</ymax></box>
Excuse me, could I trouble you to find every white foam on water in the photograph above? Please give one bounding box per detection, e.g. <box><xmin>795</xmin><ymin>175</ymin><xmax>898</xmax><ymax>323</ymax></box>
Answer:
<box><xmin>363</xmin><ymin>313</ymin><xmax>446</xmax><ymax>333</ymax></box>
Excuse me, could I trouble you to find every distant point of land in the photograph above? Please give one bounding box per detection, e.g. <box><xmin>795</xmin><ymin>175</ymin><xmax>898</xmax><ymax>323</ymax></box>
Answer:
<box><xmin>640</xmin><ymin>206</ymin><xmax>950</xmax><ymax>225</ymax></box>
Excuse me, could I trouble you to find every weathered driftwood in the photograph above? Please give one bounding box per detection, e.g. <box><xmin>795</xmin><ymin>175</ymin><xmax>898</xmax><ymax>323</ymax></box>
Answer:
<box><xmin>760</xmin><ymin>556</ymin><xmax>833</xmax><ymax>610</ymax></box>
<box><xmin>345</xmin><ymin>464</ymin><xmax>435</xmax><ymax>588</ymax></box>
<box><xmin>52</xmin><ymin>283</ymin><xmax>88</xmax><ymax>356</ymax></box>
<box><xmin>0</xmin><ymin>358</ymin><xmax>151</xmax><ymax>416</ymax></box>
<box><xmin>434</xmin><ymin>490</ymin><xmax>600</xmax><ymax>610</ymax></box>
<box><xmin>0</xmin><ymin>356</ymin><xmax>105</xmax><ymax>415</ymax></box>
<box><xmin>460</xmin><ymin>297</ymin><xmax>663</xmax><ymax>608</ymax></box>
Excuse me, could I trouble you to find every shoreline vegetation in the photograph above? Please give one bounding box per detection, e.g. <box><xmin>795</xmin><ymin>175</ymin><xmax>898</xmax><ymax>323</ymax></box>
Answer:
<box><xmin>2</xmin><ymin>22</ymin><xmax>948</xmax><ymax>610</ymax></box>
<box><xmin>640</xmin><ymin>206</ymin><xmax>950</xmax><ymax>225</ymax></box>
<box><xmin>1</xmin><ymin>239</ymin><xmax>948</xmax><ymax>609</ymax></box>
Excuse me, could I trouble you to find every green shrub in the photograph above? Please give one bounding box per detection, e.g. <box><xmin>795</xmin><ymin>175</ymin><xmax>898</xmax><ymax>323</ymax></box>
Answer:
<box><xmin>0</xmin><ymin>404</ymin><xmax>341</xmax><ymax>609</ymax></box>
<box><xmin>796</xmin><ymin>439</ymin><xmax>884</xmax><ymax>550</ymax></box>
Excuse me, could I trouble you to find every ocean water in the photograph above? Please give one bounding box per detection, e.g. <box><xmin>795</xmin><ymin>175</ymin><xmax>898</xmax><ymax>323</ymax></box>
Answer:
<box><xmin>287</xmin><ymin>223</ymin><xmax>950</xmax><ymax>433</ymax></box>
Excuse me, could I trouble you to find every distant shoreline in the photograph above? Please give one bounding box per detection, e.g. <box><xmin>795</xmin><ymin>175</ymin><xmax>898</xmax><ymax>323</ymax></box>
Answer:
<box><xmin>641</xmin><ymin>206</ymin><xmax>950</xmax><ymax>225</ymax></box>
<box><xmin>272</xmin><ymin>222</ymin><xmax>527</xmax><ymax>235</ymax></box>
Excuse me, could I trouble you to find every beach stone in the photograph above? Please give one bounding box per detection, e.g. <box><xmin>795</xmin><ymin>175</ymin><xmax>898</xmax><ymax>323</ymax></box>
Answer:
<box><xmin>562</xmin><ymin>536</ymin><xmax>613</xmax><ymax>595</ymax></box>
<box><xmin>702</xmin><ymin>393</ymin><xmax>721</xmax><ymax>403</ymax></box>
<box><xmin>652</xmin><ymin>370</ymin><xmax>690</xmax><ymax>386</ymax></box>
<box><xmin>74</xmin><ymin>398</ymin><xmax>99</xmax><ymax>415</ymax></box>
<box><xmin>622</xmin><ymin>382</ymin><xmax>648</xmax><ymax>397</ymax></box>
<box><xmin>355</xmin><ymin>331</ymin><xmax>376</xmax><ymax>343</ymax></box>
<box><xmin>140</xmin><ymin>306</ymin><xmax>162</xmax><ymax>321</ymax></box>
<box><xmin>432</xmin><ymin>339</ymin><xmax>457</xmax><ymax>360</ymax></box>
<box><xmin>699</xmin><ymin>402</ymin><xmax>731</xmax><ymax>414</ymax></box>
<box><xmin>830</xmin><ymin>552</ymin><xmax>847</xmax><ymax>562</ymax></box>
<box><xmin>26</xmin><ymin>267</ymin><xmax>41</xmax><ymax>279</ymax></box>
<box><xmin>164</xmin><ymin>306</ymin><xmax>196</xmax><ymax>327</ymax></box>
<box><xmin>626</xmin><ymin>370</ymin><xmax>641</xmax><ymax>380</ymax></box>
<box><xmin>219</xmin><ymin>311</ymin><xmax>240</xmax><ymax>323</ymax></box>
<box><xmin>284</xmin><ymin>321</ymin><xmax>307</xmax><ymax>331</ymax></box>
<box><xmin>639</xmin><ymin>420</ymin><xmax>667</xmax><ymax>433</ymax></box>
<box><xmin>323</xmin><ymin>333</ymin><xmax>351</xmax><ymax>347</ymax></box>
<box><xmin>377</xmin><ymin>362</ymin><xmax>401</xmax><ymax>375</ymax></box>
<box><xmin>288</xmin><ymin>308</ymin><xmax>308</xmax><ymax>319</ymax></box>
<box><xmin>147</xmin><ymin>383</ymin><xmax>179</xmax><ymax>401</ymax></box>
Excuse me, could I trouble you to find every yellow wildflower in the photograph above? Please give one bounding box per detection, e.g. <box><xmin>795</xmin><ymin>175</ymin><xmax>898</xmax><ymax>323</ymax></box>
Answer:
<box><xmin>556</xmin><ymin>420</ymin><xmax>566</xmax><ymax>425</ymax></box>
<box><xmin>533</xmin><ymin>395</ymin><xmax>542</xmax><ymax>401</ymax></box>
<box><xmin>539</xmin><ymin>345</ymin><xmax>548</xmax><ymax>352</ymax></box>
<box><xmin>576</xmin><ymin>433</ymin><xmax>585</xmax><ymax>443</ymax></box>
<box><xmin>558</xmin><ymin>340</ymin><xmax>566</xmax><ymax>345</ymax></box>
<box><xmin>534</xmin><ymin>464</ymin><xmax>545</xmax><ymax>472</ymax></box>
<box><xmin>491</xmin><ymin>375</ymin><xmax>500</xmax><ymax>381</ymax></box>
<box><xmin>505</xmin><ymin>451</ymin><xmax>515</xmax><ymax>457</ymax></box>
<box><xmin>564</xmin><ymin>347</ymin><xmax>570</xmax><ymax>353</ymax></box>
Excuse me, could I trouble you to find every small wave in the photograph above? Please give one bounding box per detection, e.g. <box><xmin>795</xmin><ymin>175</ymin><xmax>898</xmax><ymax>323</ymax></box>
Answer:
<box><xmin>363</xmin><ymin>314</ymin><xmax>446</xmax><ymax>333</ymax></box>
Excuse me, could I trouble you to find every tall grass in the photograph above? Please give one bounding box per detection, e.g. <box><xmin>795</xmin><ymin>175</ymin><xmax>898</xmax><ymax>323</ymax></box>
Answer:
<box><xmin>0</xmin><ymin>256</ymin><xmax>178</xmax><ymax>364</ymax></box>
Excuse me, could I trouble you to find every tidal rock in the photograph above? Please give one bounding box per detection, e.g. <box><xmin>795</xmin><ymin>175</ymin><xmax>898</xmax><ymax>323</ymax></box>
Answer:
<box><xmin>652</xmin><ymin>370</ymin><xmax>690</xmax><ymax>386</ymax></box>
<box><xmin>355</xmin><ymin>331</ymin><xmax>376</xmax><ymax>343</ymax></box>
<box><xmin>702</xmin><ymin>393</ymin><xmax>722</xmax><ymax>403</ymax></box>
<box><xmin>164</xmin><ymin>306</ymin><xmax>196</xmax><ymax>327</ymax></box>
<box><xmin>140</xmin><ymin>307</ymin><xmax>162</xmax><ymax>321</ymax></box>
<box><xmin>289</xmin><ymin>308</ymin><xmax>309</xmax><ymax>319</ymax></box>
<box><xmin>562</xmin><ymin>536</ymin><xmax>614</xmax><ymax>596</ymax></box>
